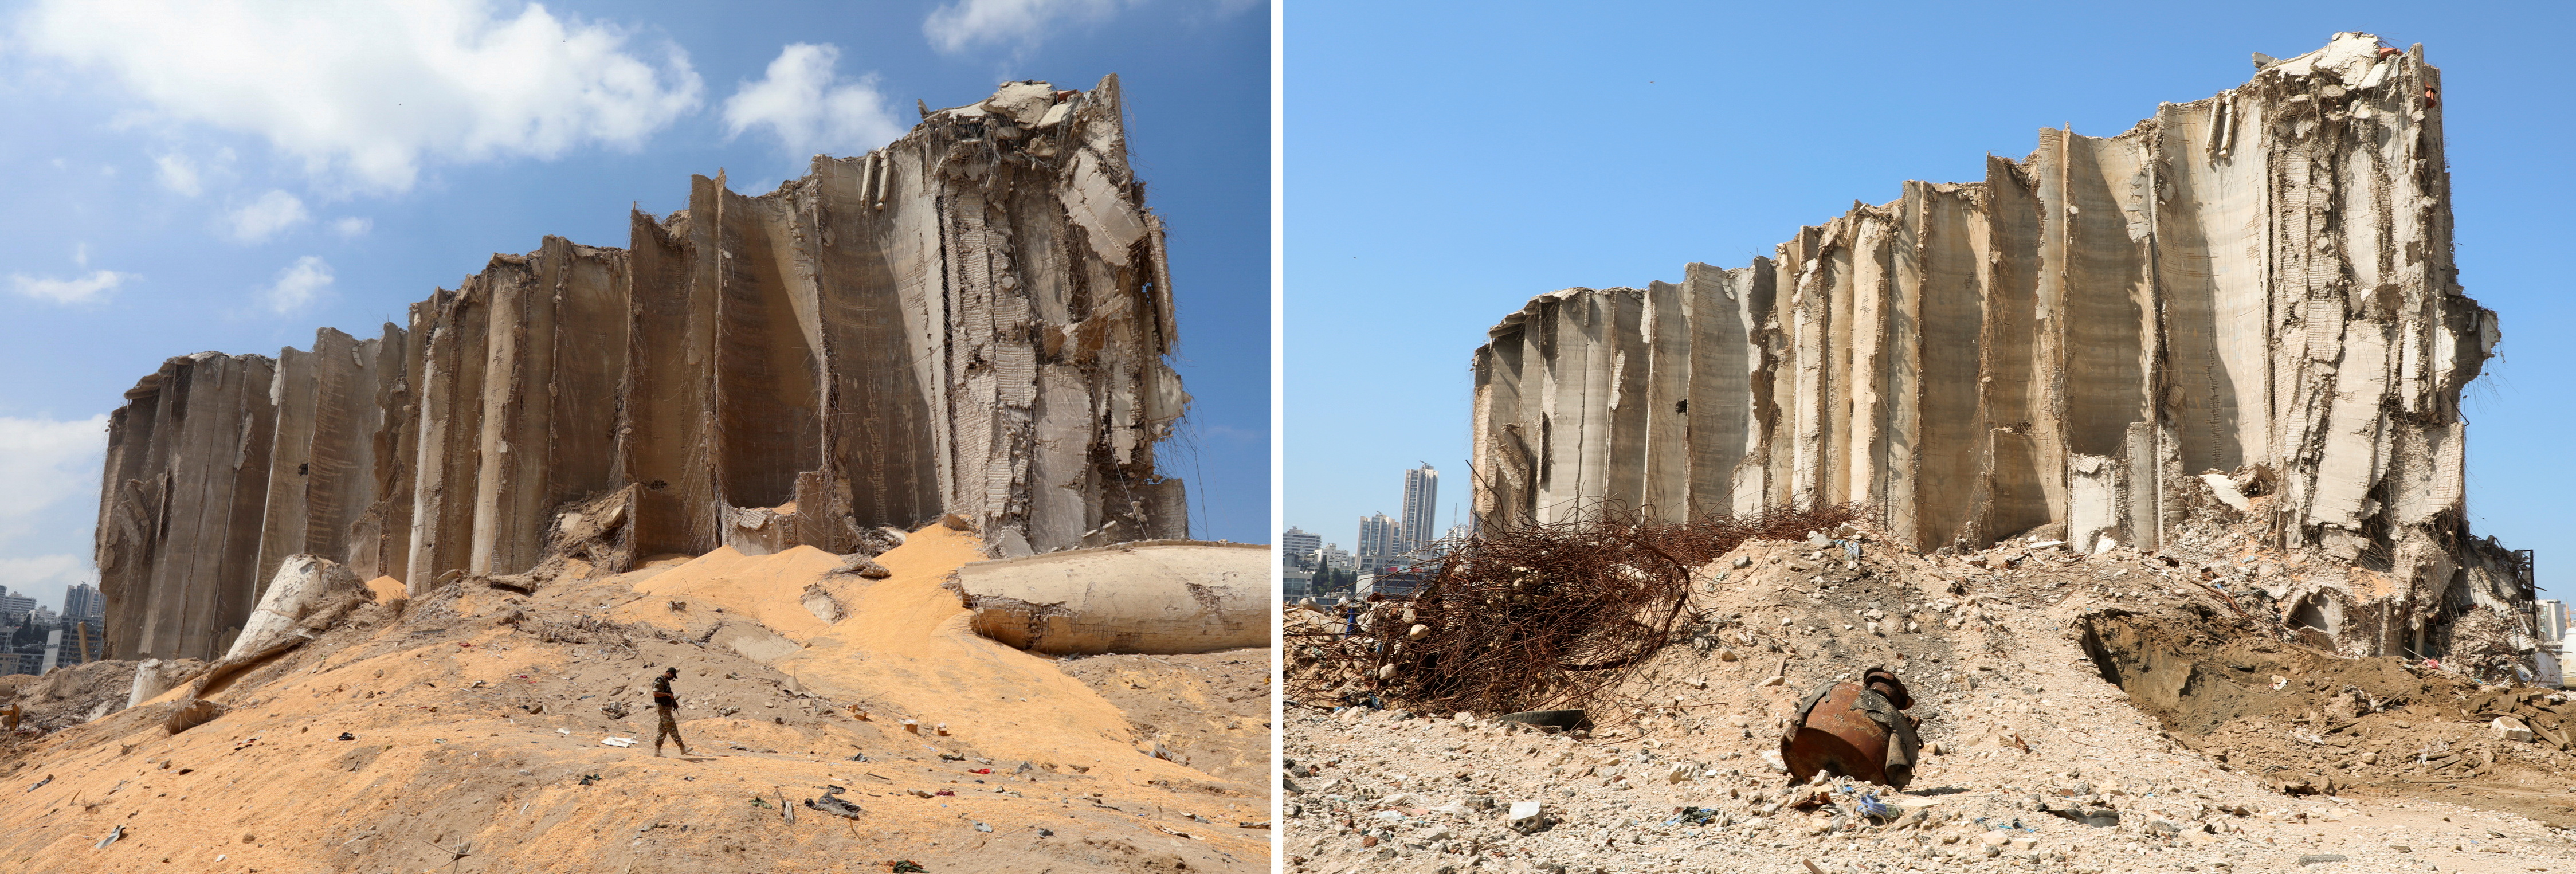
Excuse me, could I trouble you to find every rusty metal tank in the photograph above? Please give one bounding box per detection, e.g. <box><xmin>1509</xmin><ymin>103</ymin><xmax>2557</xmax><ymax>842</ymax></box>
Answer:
<box><xmin>1779</xmin><ymin>668</ymin><xmax>1920</xmax><ymax>788</ymax></box>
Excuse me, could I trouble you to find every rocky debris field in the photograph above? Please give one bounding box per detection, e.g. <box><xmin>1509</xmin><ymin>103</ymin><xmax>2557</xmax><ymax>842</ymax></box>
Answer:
<box><xmin>1284</xmin><ymin>518</ymin><xmax>2576</xmax><ymax>874</ymax></box>
<box><xmin>1</xmin><ymin>525</ymin><xmax>1268</xmax><ymax>874</ymax></box>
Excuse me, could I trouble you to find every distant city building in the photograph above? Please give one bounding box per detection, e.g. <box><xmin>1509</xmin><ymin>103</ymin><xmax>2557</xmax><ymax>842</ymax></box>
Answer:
<box><xmin>1445</xmin><ymin>523</ymin><xmax>1471</xmax><ymax>543</ymax></box>
<box><xmin>1399</xmin><ymin>464</ymin><xmax>1439</xmax><ymax>552</ymax></box>
<box><xmin>64</xmin><ymin>583</ymin><xmax>102</xmax><ymax>624</ymax></box>
<box><xmin>0</xmin><ymin>588</ymin><xmax>35</xmax><ymax>622</ymax></box>
<box><xmin>2541</xmin><ymin>599</ymin><xmax>2570</xmax><ymax>644</ymax></box>
<box><xmin>28</xmin><ymin>606</ymin><xmax>57</xmax><ymax>628</ymax></box>
<box><xmin>1314</xmin><ymin>544</ymin><xmax>1354</xmax><ymax>571</ymax></box>
<box><xmin>1358</xmin><ymin>512</ymin><xmax>1403</xmax><ymax>572</ymax></box>
<box><xmin>1282</xmin><ymin>527</ymin><xmax>1322</xmax><ymax>567</ymax></box>
<box><xmin>1281</xmin><ymin>567</ymin><xmax>1314</xmax><ymax>601</ymax></box>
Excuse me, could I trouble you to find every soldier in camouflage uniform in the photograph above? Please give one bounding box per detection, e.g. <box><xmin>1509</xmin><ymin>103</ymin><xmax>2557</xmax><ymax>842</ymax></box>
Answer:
<box><xmin>652</xmin><ymin>667</ymin><xmax>691</xmax><ymax>757</ymax></box>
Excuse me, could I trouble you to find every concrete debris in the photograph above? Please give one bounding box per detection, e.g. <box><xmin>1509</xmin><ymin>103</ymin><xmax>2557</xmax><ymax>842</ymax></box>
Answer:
<box><xmin>2199</xmin><ymin>473</ymin><xmax>2252</xmax><ymax>512</ymax></box>
<box><xmin>2491</xmin><ymin>716</ymin><xmax>2534</xmax><ymax>743</ymax></box>
<box><xmin>163</xmin><ymin>698</ymin><xmax>226</xmax><ymax>735</ymax></box>
<box><xmin>124</xmin><ymin>659</ymin><xmax>199</xmax><ymax>710</ymax></box>
<box><xmin>954</xmin><ymin>540</ymin><xmax>1267</xmax><ymax>654</ymax></box>
<box><xmin>1467</xmin><ymin>32</ymin><xmax>2518</xmax><ymax>665</ymax></box>
<box><xmin>832</xmin><ymin>552</ymin><xmax>894</xmax><ymax>579</ymax></box>
<box><xmin>224</xmin><ymin>555</ymin><xmax>371</xmax><ymax>662</ymax></box>
<box><xmin>95</xmin><ymin>76</ymin><xmax>1193</xmax><ymax>661</ymax></box>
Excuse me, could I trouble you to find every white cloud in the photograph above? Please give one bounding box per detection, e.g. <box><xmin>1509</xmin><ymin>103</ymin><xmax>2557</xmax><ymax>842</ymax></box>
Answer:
<box><xmin>73</xmin><ymin>242</ymin><xmax>88</xmax><ymax>266</ymax></box>
<box><xmin>17</xmin><ymin>0</ymin><xmax>705</xmax><ymax>193</ymax></box>
<box><xmin>260</xmin><ymin>256</ymin><xmax>332</xmax><ymax>313</ymax></box>
<box><xmin>225</xmin><ymin>189</ymin><xmax>309</xmax><ymax>242</ymax></box>
<box><xmin>331</xmin><ymin>216</ymin><xmax>373</xmax><ymax>238</ymax></box>
<box><xmin>10</xmin><ymin>270</ymin><xmax>130</xmax><ymax>303</ymax></box>
<box><xmin>924</xmin><ymin>0</ymin><xmax>1134</xmax><ymax>54</ymax></box>
<box><xmin>154</xmin><ymin>152</ymin><xmax>202</xmax><ymax>195</ymax></box>
<box><xmin>722</xmin><ymin>44</ymin><xmax>904</xmax><ymax>160</ymax></box>
<box><xmin>0</xmin><ymin>415</ymin><xmax>109</xmax><ymax>547</ymax></box>
<box><xmin>0</xmin><ymin>554</ymin><xmax>92</xmax><ymax>596</ymax></box>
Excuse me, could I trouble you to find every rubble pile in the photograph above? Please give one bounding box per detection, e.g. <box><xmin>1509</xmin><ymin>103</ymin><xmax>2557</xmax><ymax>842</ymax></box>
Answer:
<box><xmin>5</xmin><ymin>521</ymin><xmax>1267</xmax><ymax>873</ymax></box>
<box><xmin>1283</xmin><ymin>511</ymin><xmax>2576</xmax><ymax>873</ymax></box>
<box><xmin>0</xmin><ymin>660</ymin><xmax>140</xmax><ymax>733</ymax></box>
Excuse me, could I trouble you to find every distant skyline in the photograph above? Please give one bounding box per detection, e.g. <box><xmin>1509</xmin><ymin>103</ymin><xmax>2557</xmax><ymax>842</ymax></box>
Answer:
<box><xmin>1287</xmin><ymin>2</ymin><xmax>2576</xmax><ymax>603</ymax></box>
<box><xmin>0</xmin><ymin>0</ymin><xmax>1270</xmax><ymax>614</ymax></box>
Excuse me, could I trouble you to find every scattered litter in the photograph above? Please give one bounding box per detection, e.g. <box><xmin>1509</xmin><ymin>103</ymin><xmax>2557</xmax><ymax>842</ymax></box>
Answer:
<box><xmin>25</xmin><ymin>775</ymin><xmax>51</xmax><ymax>793</ymax></box>
<box><xmin>95</xmin><ymin>825</ymin><xmax>123</xmax><ymax>849</ymax></box>
<box><xmin>806</xmin><ymin>793</ymin><xmax>865</xmax><ymax>820</ymax></box>
<box><xmin>578</xmin><ymin>774</ymin><xmax>601</xmax><ymax>786</ymax></box>
<box><xmin>335</xmin><ymin>732</ymin><xmax>355</xmax><ymax>741</ymax></box>
<box><xmin>972</xmin><ymin>821</ymin><xmax>993</xmax><ymax>832</ymax></box>
<box><xmin>890</xmin><ymin>861</ymin><xmax>927</xmax><ymax>873</ymax></box>
<box><xmin>601</xmin><ymin>737</ymin><xmax>637</xmax><ymax>748</ymax></box>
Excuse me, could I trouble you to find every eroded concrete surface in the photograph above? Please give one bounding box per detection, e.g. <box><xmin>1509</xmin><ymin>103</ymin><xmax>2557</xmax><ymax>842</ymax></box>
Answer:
<box><xmin>1467</xmin><ymin>35</ymin><xmax>2524</xmax><ymax>664</ymax></box>
<box><xmin>97</xmin><ymin>77</ymin><xmax>1193</xmax><ymax>661</ymax></box>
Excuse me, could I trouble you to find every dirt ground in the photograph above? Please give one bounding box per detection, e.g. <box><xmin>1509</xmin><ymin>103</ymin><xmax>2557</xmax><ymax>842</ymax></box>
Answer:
<box><xmin>1057</xmin><ymin>652</ymin><xmax>1272</xmax><ymax>787</ymax></box>
<box><xmin>1</xmin><ymin>523</ymin><xmax>1271</xmax><ymax>873</ymax></box>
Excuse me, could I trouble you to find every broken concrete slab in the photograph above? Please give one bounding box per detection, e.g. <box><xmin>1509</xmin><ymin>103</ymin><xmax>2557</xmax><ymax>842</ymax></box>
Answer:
<box><xmin>955</xmin><ymin>540</ymin><xmax>1267</xmax><ymax>654</ymax></box>
<box><xmin>222</xmin><ymin>555</ymin><xmax>370</xmax><ymax>663</ymax></box>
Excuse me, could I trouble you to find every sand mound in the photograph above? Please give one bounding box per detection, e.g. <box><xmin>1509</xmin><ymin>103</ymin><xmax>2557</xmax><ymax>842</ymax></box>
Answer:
<box><xmin>3</xmin><ymin>522</ymin><xmax>1268</xmax><ymax>873</ymax></box>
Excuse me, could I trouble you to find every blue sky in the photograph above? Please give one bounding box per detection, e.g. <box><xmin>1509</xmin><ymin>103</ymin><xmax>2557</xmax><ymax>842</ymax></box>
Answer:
<box><xmin>1285</xmin><ymin>1</ymin><xmax>2576</xmax><ymax>601</ymax></box>
<box><xmin>0</xmin><ymin>0</ymin><xmax>1268</xmax><ymax>615</ymax></box>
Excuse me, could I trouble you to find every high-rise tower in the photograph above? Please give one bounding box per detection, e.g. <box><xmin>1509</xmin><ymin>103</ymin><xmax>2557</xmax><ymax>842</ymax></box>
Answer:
<box><xmin>1399</xmin><ymin>464</ymin><xmax>1438</xmax><ymax>552</ymax></box>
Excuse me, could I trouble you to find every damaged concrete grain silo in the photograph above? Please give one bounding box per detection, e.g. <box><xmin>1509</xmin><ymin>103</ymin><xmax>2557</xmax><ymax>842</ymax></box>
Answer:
<box><xmin>1467</xmin><ymin>35</ymin><xmax>2529</xmax><ymax>661</ymax></box>
<box><xmin>96</xmin><ymin>77</ymin><xmax>1193</xmax><ymax>661</ymax></box>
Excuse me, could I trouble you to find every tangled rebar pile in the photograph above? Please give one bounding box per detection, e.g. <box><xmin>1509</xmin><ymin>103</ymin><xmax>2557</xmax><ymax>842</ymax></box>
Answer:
<box><xmin>1288</xmin><ymin>503</ymin><xmax>1864</xmax><ymax>715</ymax></box>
